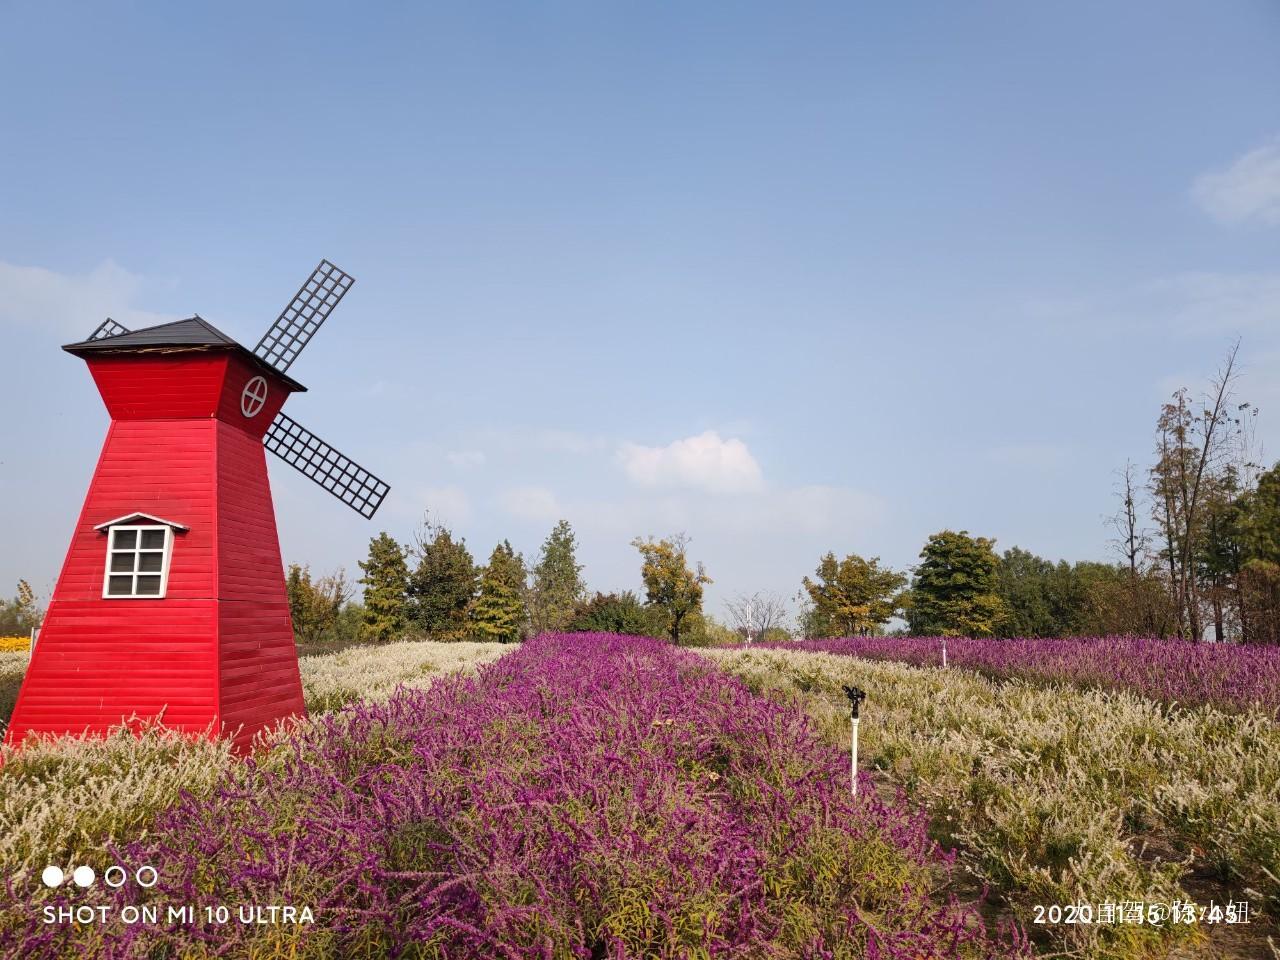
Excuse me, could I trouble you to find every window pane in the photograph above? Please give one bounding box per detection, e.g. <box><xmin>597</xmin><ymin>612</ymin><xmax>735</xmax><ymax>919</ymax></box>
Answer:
<box><xmin>110</xmin><ymin>553</ymin><xmax>134</xmax><ymax>573</ymax></box>
<box><xmin>140</xmin><ymin>529</ymin><xmax>166</xmax><ymax>550</ymax></box>
<box><xmin>112</xmin><ymin>529</ymin><xmax>137</xmax><ymax>549</ymax></box>
<box><xmin>107</xmin><ymin>575</ymin><xmax>134</xmax><ymax>596</ymax></box>
<box><xmin>137</xmin><ymin>552</ymin><xmax>163</xmax><ymax>573</ymax></box>
<box><xmin>135</xmin><ymin>576</ymin><xmax>162</xmax><ymax>596</ymax></box>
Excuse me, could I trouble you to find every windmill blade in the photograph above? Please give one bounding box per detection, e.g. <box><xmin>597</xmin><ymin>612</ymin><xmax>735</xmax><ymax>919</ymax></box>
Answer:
<box><xmin>253</xmin><ymin>259</ymin><xmax>354</xmax><ymax>374</ymax></box>
<box><xmin>87</xmin><ymin>318</ymin><xmax>130</xmax><ymax>341</ymax></box>
<box><xmin>264</xmin><ymin>412</ymin><xmax>389</xmax><ymax>519</ymax></box>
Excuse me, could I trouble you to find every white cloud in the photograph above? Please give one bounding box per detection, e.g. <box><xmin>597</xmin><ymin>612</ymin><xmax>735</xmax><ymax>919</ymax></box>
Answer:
<box><xmin>446</xmin><ymin>449</ymin><xmax>486</xmax><ymax>468</ymax></box>
<box><xmin>498</xmin><ymin>485</ymin><xmax>563</xmax><ymax>523</ymax></box>
<box><xmin>0</xmin><ymin>259</ymin><xmax>174</xmax><ymax>335</ymax></box>
<box><xmin>1191</xmin><ymin>138</ymin><xmax>1280</xmax><ymax>225</ymax></box>
<box><xmin>618</xmin><ymin>430</ymin><xmax>765</xmax><ymax>494</ymax></box>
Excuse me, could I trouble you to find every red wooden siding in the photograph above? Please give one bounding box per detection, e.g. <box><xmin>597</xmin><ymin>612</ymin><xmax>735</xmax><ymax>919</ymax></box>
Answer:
<box><xmin>6</xmin><ymin>414</ymin><xmax>221</xmax><ymax>739</ymax></box>
<box><xmin>5</xmin><ymin>349</ymin><xmax>307</xmax><ymax>751</ymax></box>
<box><xmin>88</xmin><ymin>354</ymin><xmax>231</xmax><ymax>420</ymax></box>
<box><xmin>216</xmin><ymin>421</ymin><xmax>305</xmax><ymax>749</ymax></box>
<box><xmin>50</xmin><ymin>419</ymin><xmax>218</xmax><ymax>601</ymax></box>
<box><xmin>215</xmin><ymin>354</ymin><xmax>292</xmax><ymax>438</ymax></box>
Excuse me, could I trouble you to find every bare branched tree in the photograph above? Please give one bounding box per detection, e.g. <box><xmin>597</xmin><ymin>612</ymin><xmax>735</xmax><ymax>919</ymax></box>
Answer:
<box><xmin>725</xmin><ymin>591</ymin><xmax>789</xmax><ymax>645</ymax></box>
<box><xmin>1149</xmin><ymin>340</ymin><xmax>1241</xmax><ymax>640</ymax></box>
<box><xmin>1110</xmin><ymin>460</ymin><xmax>1150</xmax><ymax>579</ymax></box>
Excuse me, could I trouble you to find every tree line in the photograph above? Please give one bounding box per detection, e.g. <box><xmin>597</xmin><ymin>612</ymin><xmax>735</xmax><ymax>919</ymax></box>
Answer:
<box><xmin>288</xmin><ymin>516</ymin><xmax>726</xmax><ymax>648</ymax></box>
<box><xmin>8</xmin><ymin>345</ymin><xmax>1274</xmax><ymax>646</ymax></box>
<box><xmin>796</xmin><ymin>343</ymin><xmax>1280</xmax><ymax>642</ymax></box>
<box><xmin>794</xmin><ymin>531</ymin><xmax>1174</xmax><ymax>639</ymax></box>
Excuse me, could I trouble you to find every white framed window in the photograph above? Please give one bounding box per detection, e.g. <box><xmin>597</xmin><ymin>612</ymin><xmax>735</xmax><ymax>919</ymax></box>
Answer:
<box><xmin>102</xmin><ymin>525</ymin><xmax>174</xmax><ymax>598</ymax></box>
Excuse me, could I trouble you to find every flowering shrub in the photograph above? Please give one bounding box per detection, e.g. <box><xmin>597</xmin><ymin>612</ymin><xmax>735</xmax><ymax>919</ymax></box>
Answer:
<box><xmin>0</xmin><ymin>637</ymin><xmax>30</xmax><ymax>653</ymax></box>
<box><xmin>769</xmin><ymin>635</ymin><xmax>1280</xmax><ymax>716</ymax></box>
<box><xmin>9</xmin><ymin>634</ymin><xmax>1027</xmax><ymax>959</ymax></box>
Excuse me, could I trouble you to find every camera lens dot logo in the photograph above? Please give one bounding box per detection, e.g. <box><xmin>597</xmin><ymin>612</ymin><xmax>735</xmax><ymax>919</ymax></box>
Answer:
<box><xmin>41</xmin><ymin>866</ymin><xmax>64</xmax><ymax>888</ymax></box>
<box><xmin>72</xmin><ymin>866</ymin><xmax>96</xmax><ymax>888</ymax></box>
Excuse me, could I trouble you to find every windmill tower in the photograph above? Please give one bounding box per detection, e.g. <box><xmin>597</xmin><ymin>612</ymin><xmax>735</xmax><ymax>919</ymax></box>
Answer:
<box><xmin>5</xmin><ymin>260</ymin><xmax>389</xmax><ymax>752</ymax></box>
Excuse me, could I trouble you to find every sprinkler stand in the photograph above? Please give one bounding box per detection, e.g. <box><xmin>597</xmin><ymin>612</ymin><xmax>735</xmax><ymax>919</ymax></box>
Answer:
<box><xmin>842</xmin><ymin>685</ymin><xmax>866</xmax><ymax>795</ymax></box>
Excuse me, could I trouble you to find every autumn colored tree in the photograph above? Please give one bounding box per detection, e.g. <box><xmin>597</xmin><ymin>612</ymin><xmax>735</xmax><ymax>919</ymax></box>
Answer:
<box><xmin>357</xmin><ymin>533</ymin><xmax>410</xmax><ymax>643</ymax></box>
<box><xmin>906</xmin><ymin>530</ymin><xmax>1004</xmax><ymax>637</ymax></box>
<box><xmin>529</xmin><ymin>520</ymin><xmax>585</xmax><ymax>635</ymax></box>
<box><xmin>801</xmin><ymin>554</ymin><xmax>905</xmax><ymax>637</ymax></box>
<box><xmin>631</xmin><ymin>534</ymin><xmax>712</xmax><ymax>645</ymax></box>
<box><xmin>0</xmin><ymin>579</ymin><xmax>42</xmax><ymax>635</ymax></box>
<box><xmin>286</xmin><ymin>564</ymin><xmax>354</xmax><ymax>645</ymax></box>
<box><xmin>471</xmin><ymin>541</ymin><xmax>528</xmax><ymax>643</ymax></box>
<box><xmin>407</xmin><ymin>514</ymin><xmax>479</xmax><ymax>641</ymax></box>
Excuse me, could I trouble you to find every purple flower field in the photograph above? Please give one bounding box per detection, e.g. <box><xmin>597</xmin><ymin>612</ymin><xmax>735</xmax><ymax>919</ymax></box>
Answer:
<box><xmin>768</xmin><ymin>636</ymin><xmax>1280</xmax><ymax>716</ymax></box>
<box><xmin>10</xmin><ymin>634</ymin><xmax>1027</xmax><ymax>959</ymax></box>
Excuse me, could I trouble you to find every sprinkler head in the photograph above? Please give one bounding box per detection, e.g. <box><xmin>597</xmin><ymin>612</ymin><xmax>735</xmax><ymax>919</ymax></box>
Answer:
<box><xmin>841</xmin><ymin>685</ymin><xmax>866</xmax><ymax>719</ymax></box>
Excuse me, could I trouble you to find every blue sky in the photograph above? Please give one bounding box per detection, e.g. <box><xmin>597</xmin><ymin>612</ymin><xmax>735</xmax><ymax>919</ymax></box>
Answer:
<box><xmin>3</xmin><ymin>2</ymin><xmax>1279</xmax><ymax>620</ymax></box>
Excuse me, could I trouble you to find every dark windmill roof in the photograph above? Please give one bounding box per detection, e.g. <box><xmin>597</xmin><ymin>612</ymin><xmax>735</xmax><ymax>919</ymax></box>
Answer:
<box><xmin>63</xmin><ymin>317</ymin><xmax>307</xmax><ymax>392</ymax></box>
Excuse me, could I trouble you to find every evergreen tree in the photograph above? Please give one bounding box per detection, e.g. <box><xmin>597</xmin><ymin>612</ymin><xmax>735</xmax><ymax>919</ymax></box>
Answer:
<box><xmin>471</xmin><ymin>541</ymin><xmax>528</xmax><ymax>643</ymax></box>
<box><xmin>357</xmin><ymin>533</ymin><xmax>409</xmax><ymax>643</ymax></box>
<box><xmin>1237</xmin><ymin>462</ymin><xmax>1280</xmax><ymax>644</ymax></box>
<box><xmin>631</xmin><ymin>535</ymin><xmax>712</xmax><ymax>645</ymax></box>
<box><xmin>529</xmin><ymin>519</ymin><xmax>585</xmax><ymax>635</ymax></box>
<box><xmin>907</xmin><ymin>530</ymin><xmax>1004</xmax><ymax>637</ymax></box>
<box><xmin>407</xmin><ymin>516</ymin><xmax>479</xmax><ymax>640</ymax></box>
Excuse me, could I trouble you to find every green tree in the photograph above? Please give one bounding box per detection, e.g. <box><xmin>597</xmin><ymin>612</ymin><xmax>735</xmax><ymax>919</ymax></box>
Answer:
<box><xmin>357</xmin><ymin>533</ymin><xmax>409</xmax><ymax>643</ymax></box>
<box><xmin>407</xmin><ymin>516</ymin><xmax>479</xmax><ymax>640</ymax></box>
<box><xmin>565</xmin><ymin>591</ymin><xmax>664</xmax><ymax>636</ymax></box>
<box><xmin>631</xmin><ymin>534</ymin><xmax>712</xmax><ymax>645</ymax></box>
<box><xmin>907</xmin><ymin>530</ymin><xmax>1004</xmax><ymax>637</ymax></box>
<box><xmin>1239</xmin><ymin>462</ymin><xmax>1280</xmax><ymax>565</ymax></box>
<box><xmin>471</xmin><ymin>541</ymin><xmax>528</xmax><ymax>643</ymax></box>
<box><xmin>995</xmin><ymin>548</ymin><xmax>1083</xmax><ymax>637</ymax></box>
<box><xmin>802</xmin><ymin>553</ymin><xmax>906</xmax><ymax>637</ymax></box>
<box><xmin>1237</xmin><ymin>462</ymin><xmax>1280</xmax><ymax>644</ymax></box>
<box><xmin>529</xmin><ymin>520</ymin><xmax>585</xmax><ymax>635</ymax></box>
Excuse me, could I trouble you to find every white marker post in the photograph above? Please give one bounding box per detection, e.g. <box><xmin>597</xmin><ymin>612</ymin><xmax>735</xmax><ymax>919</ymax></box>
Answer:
<box><xmin>842</xmin><ymin>685</ymin><xmax>866</xmax><ymax>796</ymax></box>
<box><xmin>941</xmin><ymin>637</ymin><xmax>947</xmax><ymax>668</ymax></box>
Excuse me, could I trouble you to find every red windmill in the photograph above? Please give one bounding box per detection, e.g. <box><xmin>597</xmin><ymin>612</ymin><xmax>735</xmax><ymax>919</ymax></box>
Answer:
<box><xmin>5</xmin><ymin>260</ymin><xmax>389</xmax><ymax>752</ymax></box>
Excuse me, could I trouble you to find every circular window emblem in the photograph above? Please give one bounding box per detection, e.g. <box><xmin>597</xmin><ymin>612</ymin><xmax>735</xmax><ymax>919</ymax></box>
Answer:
<box><xmin>241</xmin><ymin>376</ymin><xmax>268</xmax><ymax>418</ymax></box>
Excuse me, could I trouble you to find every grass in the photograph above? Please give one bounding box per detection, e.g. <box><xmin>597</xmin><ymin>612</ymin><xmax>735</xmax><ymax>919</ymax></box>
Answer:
<box><xmin>298</xmin><ymin>638</ymin><xmax>513</xmax><ymax>712</ymax></box>
<box><xmin>706</xmin><ymin>647</ymin><xmax>1280</xmax><ymax>960</ymax></box>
